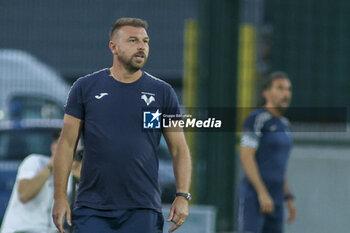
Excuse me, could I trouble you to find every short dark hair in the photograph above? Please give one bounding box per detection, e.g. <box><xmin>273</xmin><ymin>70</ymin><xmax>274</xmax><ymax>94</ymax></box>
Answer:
<box><xmin>110</xmin><ymin>17</ymin><xmax>148</xmax><ymax>40</ymax></box>
<box><xmin>263</xmin><ymin>71</ymin><xmax>290</xmax><ymax>90</ymax></box>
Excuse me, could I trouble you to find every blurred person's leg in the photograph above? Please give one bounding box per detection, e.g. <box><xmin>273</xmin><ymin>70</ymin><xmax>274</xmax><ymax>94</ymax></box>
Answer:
<box><xmin>261</xmin><ymin>204</ymin><xmax>284</xmax><ymax>233</ymax></box>
<box><xmin>237</xmin><ymin>194</ymin><xmax>264</xmax><ymax>233</ymax></box>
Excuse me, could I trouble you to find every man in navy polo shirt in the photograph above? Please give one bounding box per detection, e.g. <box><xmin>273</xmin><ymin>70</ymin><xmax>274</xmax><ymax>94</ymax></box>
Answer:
<box><xmin>237</xmin><ymin>71</ymin><xmax>297</xmax><ymax>233</ymax></box>
<box><xmin>52</xmin><ymin>18</ymin><xmax>191</xmax><ymax>233</ymax></box>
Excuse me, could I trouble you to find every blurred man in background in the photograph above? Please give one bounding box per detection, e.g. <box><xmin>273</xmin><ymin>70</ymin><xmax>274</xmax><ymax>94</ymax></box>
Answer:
<box><xmin>52</xmin><ymin>17</ymin><xmax>191</xmax><ymax>233</ymax></box>
<box><xmin>237</xmin><ymin>71</ymin><xmax>297</xmax><ymax>233</ymax></box>
<box><xmin>1</xmin><ymin>131</ymin><xmax>81</xmax><ymax>233</ymax></box>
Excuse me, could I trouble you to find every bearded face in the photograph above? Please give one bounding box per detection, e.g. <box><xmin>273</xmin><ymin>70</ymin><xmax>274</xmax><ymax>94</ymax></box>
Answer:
<box><xmin>264</xmin><ymin>78</ymin><xmax>292</xmax><ymax>113</ymax></box>
<box><xmin>117</xmin><ymin>48</ymin><xmax>148</xmax><ymax>72</ymax></box>
<box><xmin>112</xmin><ymin>26</ymin><xmax>150</xmax><ymax>72</ymax></box>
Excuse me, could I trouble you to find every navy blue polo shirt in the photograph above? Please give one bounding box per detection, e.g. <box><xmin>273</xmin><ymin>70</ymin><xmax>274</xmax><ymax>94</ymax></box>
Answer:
<box><xmin>65</xmin><ymin>68</ymin><xmax>179</xmax><ymax>212</ymax></box>
<box><xmin>240</xmin><ymin>107</ymin><xmax>293</xmax><ymax>205</ymax></box>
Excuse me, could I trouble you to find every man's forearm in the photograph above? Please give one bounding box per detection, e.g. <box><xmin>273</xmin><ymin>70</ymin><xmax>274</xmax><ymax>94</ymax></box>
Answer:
<box><xmin>53</xmin><ymin>140</ymin><xmax>75</xmax><ymax>200</ymax></box>
<box><xmin>284</xmin><ymin>179</ymin><xmax>292</xmax><ymax>195</ymax></box>
<box><xmin>244</xmin><ymin>159</ymin><xmax>268</xmax><ymax>194</ymax></box>
<box><xmin>172</xmin><ymin>146</ymin><xmax>192</xmax><ymax>193</ymax></box>
<box><xmin>54</xmin><ymin>114</ymin><xmax>81</xmax><ymax>201</ymax></box>
<box><xmin>240</xmin><ymin>148</ymin><xmax>268</xmax><ymax>195</ymax></box>
<box><xmin>18</xmin><ymin>166</ymin><xmax>52</xmax><ymax>203</ymax></box>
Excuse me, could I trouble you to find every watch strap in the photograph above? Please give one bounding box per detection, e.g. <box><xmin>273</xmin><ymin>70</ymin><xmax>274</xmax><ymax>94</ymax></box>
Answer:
<box><xmin>175</xmin><ymin>192</ymin><xmax>191</xmax><ymax>201</ymax></box>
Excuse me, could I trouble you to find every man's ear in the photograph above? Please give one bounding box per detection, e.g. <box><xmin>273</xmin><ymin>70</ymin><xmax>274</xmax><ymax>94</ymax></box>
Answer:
<box><xmin>263</xmin><ymin>89</ymin><xmax>269</xmax><ymax>101</ymax></box>
<box><xmin>109</xmin><ymin>41</ymin><xmax>118</xmax><ymax>55</ymax></box>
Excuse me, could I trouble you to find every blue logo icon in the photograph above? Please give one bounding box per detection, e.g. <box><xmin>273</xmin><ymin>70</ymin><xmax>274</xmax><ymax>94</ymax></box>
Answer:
<box><xmin>143</xmin><ymin>109</ymin><xmax>162</xmax><ymax>129</ymax></box>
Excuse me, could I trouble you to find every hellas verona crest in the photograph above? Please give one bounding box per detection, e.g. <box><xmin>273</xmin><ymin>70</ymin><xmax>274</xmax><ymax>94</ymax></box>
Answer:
<box><xmin>141</xmin><ymin>92</ymin><xmax>155</xmax><ymax>106</ymax></box>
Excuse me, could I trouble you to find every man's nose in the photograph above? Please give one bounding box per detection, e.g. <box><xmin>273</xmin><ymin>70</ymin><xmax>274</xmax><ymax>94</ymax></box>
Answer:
<box><xmin>137</xmin><ymin>41</ymin><xmax>146</xmax><ymax>50</ymax></box>
<box><xmin>283</xmin><ymin>92</ymin><xmax>291</xmax><ymax>99</ymax></box>
<box><xmin>283</xmin><ymin>88</ymin><xmax>291</xmax><ymax>95</ymax></box>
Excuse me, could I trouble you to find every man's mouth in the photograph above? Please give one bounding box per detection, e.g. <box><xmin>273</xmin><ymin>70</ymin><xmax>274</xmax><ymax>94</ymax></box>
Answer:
<box><xmin>134</xmin><ymin>53</ymin><xmax>145</xmax><ymax>59</ymax></box>
<box><xmin>281</xmin><ymin>98</ymin><xmax>290</xmax><ymax>105</ymax></box>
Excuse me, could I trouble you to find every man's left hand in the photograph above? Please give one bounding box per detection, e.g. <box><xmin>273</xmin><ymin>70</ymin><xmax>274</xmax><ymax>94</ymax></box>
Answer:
<box><xmin>286</xmin><ymin>199</ymin><xmax>297</xmax><ymax>223</ymax></box>
<box><xmin>167</xmin><ymin>196</ymin><xmax>189</xmax><ymax>232</ymax></box>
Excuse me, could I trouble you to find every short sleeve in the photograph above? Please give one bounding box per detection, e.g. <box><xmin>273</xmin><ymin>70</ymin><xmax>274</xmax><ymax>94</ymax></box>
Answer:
<box><xmin>240</xmin><ymin>113</ymin><xmax>261</xmax><ymax>149</ymax></box>
<box><xmin>65</xmin><ymin>79</ymin><xmax>84</xmax><ymax>119</ymax></box>
<box><xmin>163</xmin><ymin>85</ymin><xmax>180</xmax><ymax>117</ymax></box>
<box><xmin>16</xmin><ymin>156</ymin><xmax>43</xmax><ymax>180</ymax></box>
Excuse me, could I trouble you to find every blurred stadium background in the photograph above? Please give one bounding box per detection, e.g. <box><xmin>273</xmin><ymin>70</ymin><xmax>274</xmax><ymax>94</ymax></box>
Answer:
<box><xmin>1</xmin><ymin>0</ymin><xmax>350</xmax><ymax>232</ymax></box>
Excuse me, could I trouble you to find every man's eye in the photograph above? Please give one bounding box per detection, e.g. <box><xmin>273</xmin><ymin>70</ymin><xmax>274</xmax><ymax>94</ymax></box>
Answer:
<box><xmin>144</xmin><ymin>40</ymin><xmax>149</xmax><ymax>44</ymax></box>
<box><xmin>129</xmin><ymin>39</ymin><xmax>135</xmax><ymax>42</ymax></box>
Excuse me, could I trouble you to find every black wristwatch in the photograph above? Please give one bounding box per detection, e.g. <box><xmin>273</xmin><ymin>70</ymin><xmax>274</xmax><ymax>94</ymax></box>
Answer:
<box><xmin>284</xmin><ymin>193</ymin><xmax>295</xmax><ymax>201</ymax></box>
<box><xmin>175</xmin><ymin>192</ymin><xmax>192</xmax><ymax>201</ymax></box>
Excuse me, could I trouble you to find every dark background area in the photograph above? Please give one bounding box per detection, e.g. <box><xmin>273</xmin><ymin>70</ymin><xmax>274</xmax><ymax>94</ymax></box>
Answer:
<box><xmin>0</xmin><ymin>0</ymin><xmax>198</xmax><ymax>87</ymax></box>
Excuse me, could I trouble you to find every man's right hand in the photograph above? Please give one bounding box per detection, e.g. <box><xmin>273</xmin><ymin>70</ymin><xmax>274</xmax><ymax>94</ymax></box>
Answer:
<box><xmin>52</xmin><ymin>198</ymin><xmax>72</xmax><ymax>233</ymax></box>
<box><xmin>258</xmin><ymin>191</ymin><xmax>274</xmax><ymax>214</ymax></box>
